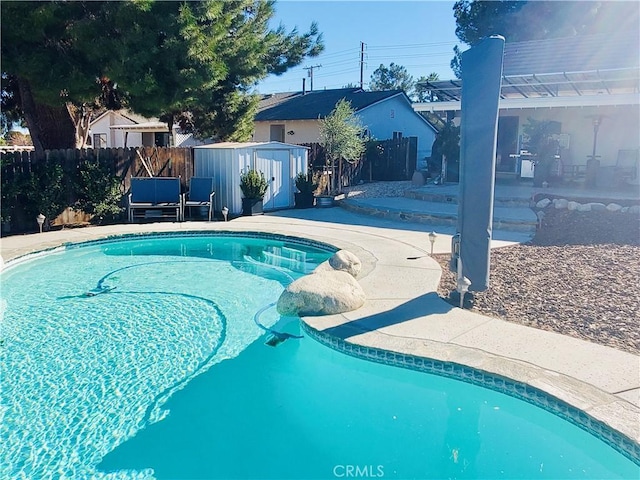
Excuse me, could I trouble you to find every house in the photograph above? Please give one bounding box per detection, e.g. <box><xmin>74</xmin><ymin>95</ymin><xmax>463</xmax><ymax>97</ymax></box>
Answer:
<box><xmin>414</xmin><ymin>31</ymin><xmax>640</xmax><ymax>185</ymax></box>
<box><xmin>88</xmin><ymin>110</ymin><xmax>205</xmax><ymax>148</ymax></box>
<box><xmin>253</xmin><ymin>88</ymin><xmax>438</xmax><ymax>169</ymax></box>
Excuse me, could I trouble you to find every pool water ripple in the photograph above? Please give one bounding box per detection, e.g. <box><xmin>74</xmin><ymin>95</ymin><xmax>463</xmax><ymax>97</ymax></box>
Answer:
<box><xmin>1</xmin><ymin>236</ymin><xmax>324</xmax><ymax>478</ymax></box>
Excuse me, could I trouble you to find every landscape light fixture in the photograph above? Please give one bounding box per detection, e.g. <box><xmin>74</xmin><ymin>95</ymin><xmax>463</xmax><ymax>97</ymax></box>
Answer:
<box><xmin>428</xmin><ymin>231</ymin><xmax>437</xmax><ymax>255</ymax></box>
<box><xmin>36</xmin><ymin>214</ymin><xmax>45</xmax><ymax>234</ymax></box>
<box><xmin>222</xmin><ymin>206</ymin><xmax>229</xmax><ymax>222</ymax></box>
<box><xmin>456</xmin><ymin>275</ymin><xmax>471</xmax><ymax>309</ymax></box>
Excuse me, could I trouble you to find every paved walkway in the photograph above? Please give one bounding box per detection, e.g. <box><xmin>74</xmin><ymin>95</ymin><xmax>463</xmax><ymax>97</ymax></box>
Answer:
<box><xmin>1</xmin><ymin>206</ymin><xmax>638</xmax><ymax>447</ymax></box>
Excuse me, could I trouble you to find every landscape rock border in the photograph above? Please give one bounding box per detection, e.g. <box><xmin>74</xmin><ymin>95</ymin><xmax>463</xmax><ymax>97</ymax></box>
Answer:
<box><xmin>534</xmin><ymin>196</ymin><xmax>640</xmax><ymax>215</ymax></box>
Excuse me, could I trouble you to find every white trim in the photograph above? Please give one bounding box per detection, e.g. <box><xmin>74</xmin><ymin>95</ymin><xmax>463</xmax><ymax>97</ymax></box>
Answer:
<box><xmin>109</xmin><ymin>122</ymin><xmax>170</xmax><ymax>132</ymax></box>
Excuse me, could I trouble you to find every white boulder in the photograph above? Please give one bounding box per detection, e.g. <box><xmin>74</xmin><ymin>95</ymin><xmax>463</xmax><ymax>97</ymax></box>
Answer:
<box><xmin>606</xmin><ymin>203</ymin><xmax>623</xmax><ymax>212</ymax></box>
<box><xmin>554</xmin><ymin>198</ymin><xmax>569</xmax><ymax>209</ymax></box>
<box><xmin>536</xmin><ymin>198</ymin><xmax>551</xmax><ymax>209</ymax></box>
<box><xmin>567</xmin><ymin>201</ymin><xmax>581</xmax><ymax>211</ymax></box>
<box><xmin>577</xmin><ymin>203</ymin><xmax>592</xmax><ymax>212</ymax></box>
<box><xmin>277</xmin><ymin>270</ymin><xmax>366</xmax><ymax>316</ymax></box>
<box><xmin>588</xmin><ymin>202</ymin><xmax>607</xmax><ymax>212</ymax></box>
<box><xmin>328</xmin><ymin>250</ymin><xmax>362</xmax><ymax>278</ymax></box>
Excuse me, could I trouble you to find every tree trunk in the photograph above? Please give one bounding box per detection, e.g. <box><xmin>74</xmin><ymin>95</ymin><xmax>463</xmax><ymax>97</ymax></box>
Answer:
<box><xmin>16</xmin><ymin>77</ymin><xmax>76</xmax><ymax>158</ymax></box>
<box><xmin>67</xmin><ymin>103</ymin><xmax>92</xmax><ymax>149</ymax></box>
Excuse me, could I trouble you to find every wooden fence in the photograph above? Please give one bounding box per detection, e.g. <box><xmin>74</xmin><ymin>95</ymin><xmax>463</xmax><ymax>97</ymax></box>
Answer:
<box><xmin>1</xmin><ymin>147</ymin><xmax>193</xmax><ymax>233</ymax></box>
<box><xmin>1</xmin><ymin>139</ymin><xmax>417</xmax><ymax>233</ymax></box>
<box><xmin>367</xmin><ymin>135</ymin><xmax>418</xmax><ymax>181</ymax></box>
<box><xmin>300</xmin><ymin>136</ymin><xmax>417</xmax><ymax>189</ymax></box>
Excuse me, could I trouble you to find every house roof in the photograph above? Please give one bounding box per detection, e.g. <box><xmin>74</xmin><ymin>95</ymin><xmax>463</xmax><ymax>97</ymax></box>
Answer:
<box><xmin>256</xmin><ymin>91</ymin><xmax>301</xmax><ymax>112</ymax></box>
<box><xmin>255</xmin><ymin>88</ymin><xmax>405</xmax><ymax>121</ymax></box>
<box><xmin>416</xmin><ymin>32</ymin><xmax>639</xmax><ymax>106</ymax></box>
<box><xmin>90</xmin><ymin>109</ymin><xmax>153</xmax><ymax>125</ymax></box>
<box><xmin>502</xmin><ymin>32</ymin><xmax>638</xmax><ymax>76</ymax></box>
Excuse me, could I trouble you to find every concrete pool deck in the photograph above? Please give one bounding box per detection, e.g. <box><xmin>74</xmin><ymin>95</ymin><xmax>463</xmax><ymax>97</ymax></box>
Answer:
<box><xmin>1</xmin><ymin>207</ymin><xmax>638</xmax><ymax>447</ymax></box>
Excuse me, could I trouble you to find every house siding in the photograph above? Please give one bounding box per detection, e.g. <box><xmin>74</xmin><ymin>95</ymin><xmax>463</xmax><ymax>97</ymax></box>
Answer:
<box><xmin>254</xmin><ymin>120</ymin><xmax>320</xmax><ymax>144</ymax></box>
<box><xmin>357</xmin><ymin>96</ymin><xmax>436</xmax><ymax>167</ymax></box>
<box><xmin>89</xmin><ymin>113</ymin><xmax>142</xmax><ymax>148</ymax></box>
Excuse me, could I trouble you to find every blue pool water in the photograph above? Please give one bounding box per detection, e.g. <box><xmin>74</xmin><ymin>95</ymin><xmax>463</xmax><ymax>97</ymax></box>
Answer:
<box><xmin>1</xmin><ymin>234</ymin><xmax>638</xmax><ymax>479</ymax></box>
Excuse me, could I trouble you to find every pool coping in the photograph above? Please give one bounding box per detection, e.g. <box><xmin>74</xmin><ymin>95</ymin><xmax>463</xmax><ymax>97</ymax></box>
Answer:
<box><xmin>1</xmin><ymin>212</ymin><xmax>639</xmax><ymax>463</ymax></box>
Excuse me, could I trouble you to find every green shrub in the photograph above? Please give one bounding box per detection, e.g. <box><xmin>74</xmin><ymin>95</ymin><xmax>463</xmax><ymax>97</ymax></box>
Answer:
<box><xmin>294</xmin><ymin>171</ymin><xmax>319</xmax><ymax>195</ymax></box>
<box><xmin>75</xmin><ymin>159</ymin><xmax>123</xmax><ymax>223</ymax></box>
<box><xmin>240</xmin><ymin>168</ymin><xmax>268</xmax><ymax>199</ymax></box>
<box><xmin>24</xmin><ymin>158</ymin><xmax>66</xmax><ymax>222</ymax></box>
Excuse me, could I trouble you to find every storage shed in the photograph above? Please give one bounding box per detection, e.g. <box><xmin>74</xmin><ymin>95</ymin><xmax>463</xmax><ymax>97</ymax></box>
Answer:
<box><xmin>193</xmin><ymin>142</ymin><xmax>309</xmax><ymax>215</ymax></box>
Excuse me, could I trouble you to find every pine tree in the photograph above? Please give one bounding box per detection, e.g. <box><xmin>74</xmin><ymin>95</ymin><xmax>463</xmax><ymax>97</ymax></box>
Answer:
<box><xmin>1</xmin><ymin>0</ymin><xmax>323</xmax><ymax>156</ymax></box>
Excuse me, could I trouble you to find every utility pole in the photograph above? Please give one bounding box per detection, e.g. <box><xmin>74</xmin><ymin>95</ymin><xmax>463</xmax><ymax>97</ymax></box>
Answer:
<box><xmin>304</xmin><ymin>64</ymin><xmax>321</xmax><ymax>91</ymax></box>
<box><xmin>360</xmin><ymin>42</ymin><xmax>366</xmax><ymax>89</ymax></box>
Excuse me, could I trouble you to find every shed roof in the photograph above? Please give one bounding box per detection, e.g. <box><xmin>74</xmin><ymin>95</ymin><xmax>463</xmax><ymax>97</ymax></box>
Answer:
<box><xmin>255</xmin><ymin>88</ymin><xmax>405</xmax><ymax>121</ymax></box>
<box><xmin>194</xmin><ymin>141</ymin><xmax>308</xmax><ymax>150</ymax></box>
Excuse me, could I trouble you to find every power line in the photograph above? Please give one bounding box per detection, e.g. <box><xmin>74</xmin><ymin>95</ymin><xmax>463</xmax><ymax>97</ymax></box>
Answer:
<box><xmin>367</xmin><ymin>41</ymin><xmax>460</xmax><ymax>50</ymax></box>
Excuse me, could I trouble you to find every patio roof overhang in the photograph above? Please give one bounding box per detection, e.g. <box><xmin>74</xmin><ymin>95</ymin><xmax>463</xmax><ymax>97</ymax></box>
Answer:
<box><xmin>414</xmin><ymin>92</ymin><xmax>640</xmax><ymax>113</ymax></box>
<box><xmin>414</xmin><ymin>67</ymin><xmax>640</xmax><ymax>113</ymax></box>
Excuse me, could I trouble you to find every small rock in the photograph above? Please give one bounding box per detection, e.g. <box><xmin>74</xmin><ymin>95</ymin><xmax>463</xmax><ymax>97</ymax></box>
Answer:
<box><xmin>328</xmin><ymin>250</ymin><xmax>362</xmax><ymax>277</ymax></box>
<box><xmin>606</xmin><ymin>203</ymin><xmax>622</xmax><ymax>212</ymax></box>
<box><xmin>277</xmin><ymin>270</ymin><xmax>366</xmax><ymax>316</ymax></box>
<box><xmin>629</xmin><ymin>205</ymin><xmax>640</xmax><ymax>215</ymax></box>
<box><xmin>554</xmin><ymin>198</ymin><xmax>569</xmax><ymax>209</ymax></box>
<box><xmin>588</xmin><ymin>203</ymin><xmax>607</xmax><ymax>212</ymax></box>
<box><xmin>536</xmin><ymin>198</ymin><xmax>551</xmax><ymax>209</ymax></box>
<box><xmin>577</xmin><ymin>203</ymin><xmax>592</xmax><ymax>212</ymax></box>
<box><xmin>621</xmin><ymin>207</ymin><xmax>629</xmax><ymax>213</ymax></box>
<box><xmin>567</xmin><ymin>201</ymin><xmax>581</xmax><ymax>211</ymax></box>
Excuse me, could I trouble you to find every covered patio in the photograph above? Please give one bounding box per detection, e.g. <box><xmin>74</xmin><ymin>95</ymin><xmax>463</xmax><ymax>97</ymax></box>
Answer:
<box><xmin>414</xmin><ymin>32</ymin><xmax>639</xmax><ymax>192</ymax></box>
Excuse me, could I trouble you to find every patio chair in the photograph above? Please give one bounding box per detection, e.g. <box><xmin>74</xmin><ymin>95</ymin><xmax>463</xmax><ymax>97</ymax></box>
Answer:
<box><xmin>184</xmin><ymin>177</ymin><xmax>215</xmax><ymax>221</ymax></box>
<box><xmin>614</xmin><ymin>149</ymin><xmax>639</xmax><ymax>186</ymax></box>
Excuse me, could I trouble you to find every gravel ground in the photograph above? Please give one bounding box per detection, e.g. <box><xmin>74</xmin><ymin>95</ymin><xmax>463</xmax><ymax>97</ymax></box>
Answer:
<box><xmin>343</xmin><ymin>181</ymin><xmax>639</xmax><ymax>354</ymax></box>
<box><xmin>343</xmin><ymin>180</ymin><xmax>414</xmax><ymax>198</ymax></box>
<box><xmin>435</xmin><ymin>209</ymin><xmax>640</xmax><ymax>354</ymax></box>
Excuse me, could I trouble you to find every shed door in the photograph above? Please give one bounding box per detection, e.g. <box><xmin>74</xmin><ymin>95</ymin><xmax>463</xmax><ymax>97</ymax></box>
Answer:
<box><xmin>254</xmin><ymin>149</ymin><xmax>291</xmax><ymax>210</ymax></box>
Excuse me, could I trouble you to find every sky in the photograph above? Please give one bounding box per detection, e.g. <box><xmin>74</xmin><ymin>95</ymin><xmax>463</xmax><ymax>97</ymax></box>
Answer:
<box><xmin>257</xmin><ymin>0</ymin><xmax>462</xmax><ymax>94</ymax></box>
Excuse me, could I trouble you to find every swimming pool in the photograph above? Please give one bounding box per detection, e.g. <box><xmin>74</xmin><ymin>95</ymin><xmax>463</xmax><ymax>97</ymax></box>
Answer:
<box><xmin>1</xmin><ymin>233</ymin><xmax>638</xmax><ymax>479</ymax></box>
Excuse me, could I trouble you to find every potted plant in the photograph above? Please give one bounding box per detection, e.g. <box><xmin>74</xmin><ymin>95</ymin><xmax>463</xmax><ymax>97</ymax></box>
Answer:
<box><xmin>294</xmin><ymin>171</ymin><xmax>319</xmax><ymax>209</ymax></box>
<box><xmin>317</xmin><ymin>99</ymin><xmax>365</xmax><ymax>207</ymax></box>
<box><xmin>240</xmin><ymin>168</ymin><xmax>268</xmax><ymax>215</ymax></box>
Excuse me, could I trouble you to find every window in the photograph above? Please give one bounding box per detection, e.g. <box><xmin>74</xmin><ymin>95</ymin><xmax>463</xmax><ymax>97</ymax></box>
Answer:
<box><xmin>270</xmin><ymin>124</ymin><xmax>285</xmax><ymax>142</ymax></box>
<box><xmin>93</xmin><ymin>134</ymin><xmax>107</xmax><ymax>148</ymax></box>
<box><xmin>154</xmin><ymin>132</ymin><xmax>170</xmax><ymax>147</ymax></box>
